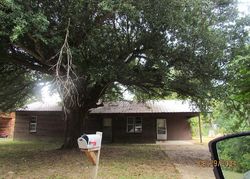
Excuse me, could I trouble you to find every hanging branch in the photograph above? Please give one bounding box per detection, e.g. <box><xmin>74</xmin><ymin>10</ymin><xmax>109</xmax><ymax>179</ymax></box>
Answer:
<box><xmin>52</xmin><ymin>18</ymin><xmax>79</xmax><ymax>108</ymax></box>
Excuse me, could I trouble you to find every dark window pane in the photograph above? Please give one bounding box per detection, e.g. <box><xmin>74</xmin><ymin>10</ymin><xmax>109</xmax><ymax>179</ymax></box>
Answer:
<box><xmin>31</xmin><ymin>116</ymin><xmax>37</xmax><ymax>123</ymax></box>
<box><xmin>135</xmin><ymin>117</ymin><xmax>142</xmax><ymax>124</ymax></box>
<box><xmin>127</xmin><ymin>117</ymin><xmax>142</xmax><ymax>133</ymax></box>
<box><xmin>157</xmin><ymin>129</ymin><xmax>166</xmax><ymax>134</ymax></box>
<box><xmin>157</xmin><ymin>119</ymin><xmax>165</xmax><ymax>128</ymax></box>
<box><xmin>135</xmin><ymin>124</ymin><xmax>142</xmax><ymax>133</ymax></box>
<box><xmin>127</xmin><ymin>117</ymin><xmax>134</xmax><ymax>125</ymax></box>
<box><xmin>127</xmin><ymin>125</ymin><xmax>134</xmax><ymax>133</ymax></box>
<box><xmin>103</xmin><ymin>118</ymin><xmax>112</xmax><ymax>127</ymax></box>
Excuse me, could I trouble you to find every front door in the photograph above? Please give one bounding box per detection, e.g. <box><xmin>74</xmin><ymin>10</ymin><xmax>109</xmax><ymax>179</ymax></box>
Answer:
<box><xmin>157</xmin><ymin>119</ymin><xmax>167</xmax><ymax>140</ymax></box>
<box><xmin>103</xmin><ymin>118</ymin><xmax>112</xmax><ymax>143</ymax></box>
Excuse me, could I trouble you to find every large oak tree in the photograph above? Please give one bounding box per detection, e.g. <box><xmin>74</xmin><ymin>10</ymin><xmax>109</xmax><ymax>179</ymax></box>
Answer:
<box><xmin>0</xmin><ymin>0</ymin><xmax>248</xmax><ymax>148</ymax></box>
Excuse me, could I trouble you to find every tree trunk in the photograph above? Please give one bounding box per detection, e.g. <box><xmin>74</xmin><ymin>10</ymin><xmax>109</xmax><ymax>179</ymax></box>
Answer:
<box><xmin>61</xmin><ymin>106</ymin><xmax>89</xmax><ymax>149</ymax></box>
<box><xmin>59</xmin><ymin>80</ymin><xmax>108</xmax><ymax>149</ymax></box>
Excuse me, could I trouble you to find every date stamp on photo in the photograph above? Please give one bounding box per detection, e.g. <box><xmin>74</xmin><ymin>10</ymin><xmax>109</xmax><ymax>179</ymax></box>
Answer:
<box><xmin>197</xmin><ymin>160</ymin><xmax>237</xmax><ymax>168</ymax></box>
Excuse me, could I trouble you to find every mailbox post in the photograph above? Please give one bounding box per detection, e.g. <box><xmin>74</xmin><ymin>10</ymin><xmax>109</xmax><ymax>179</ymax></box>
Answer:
<box><xmin>78</xmin><ymin>131</ymin><xmax>102</xmax><ymax>179</ymax></box>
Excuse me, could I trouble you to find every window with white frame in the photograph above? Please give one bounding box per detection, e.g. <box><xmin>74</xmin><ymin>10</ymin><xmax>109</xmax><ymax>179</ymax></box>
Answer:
<box><xmin>127</xmin><ymin>117</ymin><xmax>142</xmax><ymax>133</ymax></box>
<box><xmin>29</xmin><ymin>116</ymin><xmax>37</xmax><ymax>133</ymax></box>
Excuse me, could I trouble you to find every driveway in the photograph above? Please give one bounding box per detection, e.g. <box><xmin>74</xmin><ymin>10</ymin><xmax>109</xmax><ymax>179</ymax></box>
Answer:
<box><xmin>161</xmin><ymin>141</ymin><xmax>215</xmax><ymax>179</ymax></box>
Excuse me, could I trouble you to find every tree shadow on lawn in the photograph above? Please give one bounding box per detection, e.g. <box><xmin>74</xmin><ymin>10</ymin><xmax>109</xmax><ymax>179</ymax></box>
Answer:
<box><xmin>99</xmin><ymin>144</ymin><xmax>180</xmax><ymax>178</ymax></box>
<box><xmin>0</xmin><ymin>141</ymin><xmax>88</xmax><ymax>178</ymax></box>
<box><xmin>0</xmin><ymin>142</ymin><xmax>180</xmax><ymax>179</ymax></box>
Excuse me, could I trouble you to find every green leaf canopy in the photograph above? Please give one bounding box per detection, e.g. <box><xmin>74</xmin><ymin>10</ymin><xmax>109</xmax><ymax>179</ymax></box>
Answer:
<box><xmin>0</xmin><ymin>0</ymin><xmax>248</xmax><ymax>110</ymax></box>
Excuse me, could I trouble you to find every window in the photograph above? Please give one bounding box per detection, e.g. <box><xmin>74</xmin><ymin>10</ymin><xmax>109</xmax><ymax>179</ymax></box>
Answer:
<box><xmin>103</xmin><ymin>118</ymin><xmax>112</xmax><ymax>127</ymax></box>
<box><xmin>29</xmin><ymin>116</ymin><xmax>37</xmax><ymax>133</ymax></box>
<box><xmin>127</xmin><ymin>117</ymin><xmax>142</xmax><ymax>133</ymax></box>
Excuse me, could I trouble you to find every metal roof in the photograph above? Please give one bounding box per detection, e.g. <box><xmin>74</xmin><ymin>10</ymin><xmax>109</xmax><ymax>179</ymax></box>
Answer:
<box><xmin>90</xmin><ymin>100</ymin><xmax>199</xmax><ymax>114</ymax></box>
<box><xmin>18</xmin><ymin>100</ymin><xmax>199</xmax><ymax>113</ymax></box>
<box><xmin>17</xmin><ymin>102</ymin><xmax>62</xmax><ymax>112</ymax></box>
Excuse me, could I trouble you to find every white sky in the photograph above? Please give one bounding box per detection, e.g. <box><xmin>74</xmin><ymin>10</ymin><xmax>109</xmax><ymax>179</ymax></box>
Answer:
<box><xmin>238</xmin><ymin>0</ymin><xmax>250</xmax><ymax>15</ymax></box>
<box><xmin>41</xmin><ymin>85</ymin><xmax>61</xmax><ymax>104</ymax></box>
<box><xmin>41</xmin><ymin>0</ymin><xmax>249</xmax><ymax>104</ymax></box>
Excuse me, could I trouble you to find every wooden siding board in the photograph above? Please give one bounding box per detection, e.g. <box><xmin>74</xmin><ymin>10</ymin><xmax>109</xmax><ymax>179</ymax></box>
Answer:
<box><xmin>167</xmin><ymin>117</ymin><xmax>192</xmax><ymax>140</ymax></box>
<box><xmin>14</xmin><ymin>111</ymin><xmax>194</xmax><ymax>142</ymax></box>
<box><xmin>14</xmin><ymin>111</ymin><xmax>64</xmax><ymax>140</ymax></box>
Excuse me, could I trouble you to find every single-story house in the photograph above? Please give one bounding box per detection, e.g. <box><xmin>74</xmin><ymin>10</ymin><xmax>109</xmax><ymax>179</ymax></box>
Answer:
<box><xmin>14</xmin><ymin>100</ymin><xmax>201</xmax><ymax>143</ymax></box>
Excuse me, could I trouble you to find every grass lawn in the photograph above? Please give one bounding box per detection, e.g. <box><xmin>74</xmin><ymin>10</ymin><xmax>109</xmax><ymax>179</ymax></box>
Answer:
<box><xmin>0</xmin><ymin>139</ymin><xmax>180</xmax><ymax>179</ymax></box>
<box><xmin>223</xmin><ymin>170</ymin><xmax>243</xmax><ymax>179</ymax></box>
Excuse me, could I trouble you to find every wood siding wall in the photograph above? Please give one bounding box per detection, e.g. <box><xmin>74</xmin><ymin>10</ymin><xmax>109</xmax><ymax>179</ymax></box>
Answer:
<box><xmin>167</xmin><ymin>117</ymin><xmax>192</xmax><ymax>140</ymax></box>
<box><xmin>14</xmin><ymin>111</ymin><xmax>196</xmax><ymax>142</ymax></box>
<box><xmin>87</xmin><ymin>114</ymin><xmax>155</xmax><ymax>142</ymax></box>
<box><xmin>14</xmin><ymin>111</ymin><xmax>64</xmax><ymax>140</ymax></box>
<box><xmin>89</xmin><ymin>113</ymin><xmax>195</xmax><ymax>143</ymax></box>
<box><xmin>86</xmin><ymin>116</ymin><xmax>102</xmax><ymax>134</ymax></box>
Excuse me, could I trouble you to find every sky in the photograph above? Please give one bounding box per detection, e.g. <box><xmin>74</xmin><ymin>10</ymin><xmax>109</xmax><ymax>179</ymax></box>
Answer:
<box><xmin>238</xmin><ymin>0</ymin><xmax>250</xmax><ymax>10</ymax></box>
<box><xmin>41</xmin><ymin>85</ymin><xmax>61</xmax><ymax>104</ymax></box>
<box><xmin>238</xmin><ymin>0</ymin><xmax>250</xmax><ymax>15</ymax></box>
<box><xmin>40</xmin><ymin>0</ymin><xmax>250</xmax><ymax>104</ymax></box>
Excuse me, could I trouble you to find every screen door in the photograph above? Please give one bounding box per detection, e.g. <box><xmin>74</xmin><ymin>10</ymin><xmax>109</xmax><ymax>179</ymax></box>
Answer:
<box><xmin>157</xmin><ymin>119</ymin><xmax>167</xmax><ymax>140</ymax></box>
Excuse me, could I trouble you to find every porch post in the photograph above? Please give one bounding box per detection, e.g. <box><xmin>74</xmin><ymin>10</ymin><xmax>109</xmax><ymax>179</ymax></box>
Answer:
<box><xmin>198</xmin><ymin>114</ymin><xmax>202</xmax><ymax>143</ymax></box>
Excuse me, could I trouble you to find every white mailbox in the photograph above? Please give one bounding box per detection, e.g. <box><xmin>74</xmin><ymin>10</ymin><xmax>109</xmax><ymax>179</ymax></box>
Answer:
<box><xmin>78</xmin><ymin>134</ymin><xmax>101</xmax><ymax>150</ymax></box>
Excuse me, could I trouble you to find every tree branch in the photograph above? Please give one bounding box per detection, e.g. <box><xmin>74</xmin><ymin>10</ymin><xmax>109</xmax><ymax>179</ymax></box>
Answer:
<box><xmin>117</xmin><ymin>76</ymin><xmax>164</xmax><ymax>89</ymax></box>
<box><xmin>123</xmin><ymin>47</ymin><xmax>144</xmax><ymax>64</ymax></box>
<box><xmin>14</xmin><ymin>43</ymin><xmax>43</xmax><ymax>62</ymax></box>
<box><xmin>3</xmin><ymin>51</ymin><xmax>53</xmax><ymax>75</ymax></box>
<box><xmin>27</xmin><ymin>33</ymin><xmax>46</xmax><ymax>62</ymax></box>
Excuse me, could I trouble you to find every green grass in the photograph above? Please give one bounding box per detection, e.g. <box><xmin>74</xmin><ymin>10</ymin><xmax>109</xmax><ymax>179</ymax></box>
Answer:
<box><xmin>0</xmin><ymin>140</ymin><xmax>180</xmax><ymax>179</ymax></box>
<box><xmin>223</xmin><ymin>170</ymin><xmax>243</xmax><ymax>179</ymax></box>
